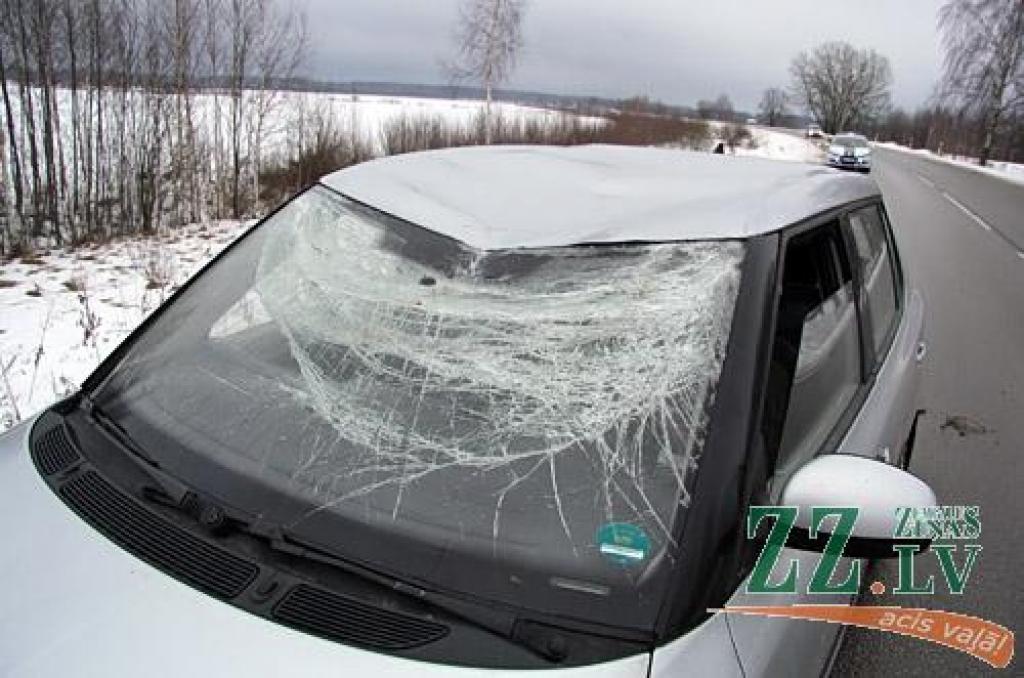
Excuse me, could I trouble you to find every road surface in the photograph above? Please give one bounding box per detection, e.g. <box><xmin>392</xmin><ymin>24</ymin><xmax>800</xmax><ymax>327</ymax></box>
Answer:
<box><xmin>829</xmin><ymin>147</ymin><xmax>1024</xmax><ymax>676</ymax></box>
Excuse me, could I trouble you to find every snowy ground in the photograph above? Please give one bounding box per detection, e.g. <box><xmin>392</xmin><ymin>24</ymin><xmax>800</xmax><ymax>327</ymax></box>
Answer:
<box><xmin>0</xmin><ymin>220</ymin><xmax>249</xmax><ymax>429</ymax></box>
<box><xmin>738</xmin><ymin>127</ymin><xmax>826</xmax><ymax>164</ymax></box>
<box><xmin>705</xmin><ymin>121</ymin><xmax>826</xmax><ymax>164</ymax></box>
<box><xmin>0</xmin><ymin>104</ymin><xmax>824</xmax><ymax>433</ymax></box>
<box><xmin>874</xmin><ymin>142</ymin><xmax>1024</xmax><ymax>186</ymax></box>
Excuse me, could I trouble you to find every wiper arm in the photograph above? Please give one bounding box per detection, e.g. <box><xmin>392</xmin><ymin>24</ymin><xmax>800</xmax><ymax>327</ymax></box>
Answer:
<box><xmin>80</xmin><ymin>394</ymin><xmax>193</xmax><ymax>506</ymax></box>
<box><xmin>78</xmin><ymin>396</ymin><xmax>570</xmax><ymax>661</ymax></box>
<box><xmin>259</xmin><ymin>530</ymin><xmax>571</xmax><ymax>663</ymax></box>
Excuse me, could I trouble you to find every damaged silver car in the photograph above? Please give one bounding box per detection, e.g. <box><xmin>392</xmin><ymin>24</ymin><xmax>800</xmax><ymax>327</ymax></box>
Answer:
<box><xmin>0</xmin><ymin>145</ymin><xmax>933</xmax><ymax>677</ymax></box>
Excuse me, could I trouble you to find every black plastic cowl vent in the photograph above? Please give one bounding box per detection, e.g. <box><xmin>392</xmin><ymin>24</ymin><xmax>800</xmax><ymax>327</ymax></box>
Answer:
<box><xmin>273</xmin><ymin>583</ymin><xmax>450</xmax><ymax>650</ymax></box>
<box><xmin>32</xmin><ymin>425</ymin><xmax>81</xmax><ymax>475</ymax></box>
<box><xmin>60</xmin><ymin>470</ymin><xmax>259</xmax><ymax>599</ymax></box>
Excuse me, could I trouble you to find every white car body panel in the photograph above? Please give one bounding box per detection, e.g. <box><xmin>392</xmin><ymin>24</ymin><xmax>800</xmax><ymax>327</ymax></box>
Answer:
<box><xmin>323</xmin><ymin>145</ymin><xmax>878</xmax><ymax>249</ymax></box>
<box><xmin>724</xmin><ymin>549</ymin><xmax>853</xmax><ymax>678</ymax></box>
<box><xmin>648</xmin><ymin>614</ymin><xmax>743</xmax><ymax>677</ymax></box>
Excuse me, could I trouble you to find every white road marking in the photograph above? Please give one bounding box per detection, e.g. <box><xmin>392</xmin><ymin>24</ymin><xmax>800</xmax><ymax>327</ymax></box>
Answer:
<box><xmin>917</xmin><ymin>174</ymin><xmax>936</xmax><ymax>188</ymax></box>
<box><xmin>942</xmin><ymin>191</ymin><xmax>992</xmax><ymax>231</ymax></box>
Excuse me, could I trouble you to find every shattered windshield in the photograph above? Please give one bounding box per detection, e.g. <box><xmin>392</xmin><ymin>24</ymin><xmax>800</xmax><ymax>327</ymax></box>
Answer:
<box><xmin>94</xmin><ymin>185</ymin><xmax>745</xmax><ymax>630</ymax></box>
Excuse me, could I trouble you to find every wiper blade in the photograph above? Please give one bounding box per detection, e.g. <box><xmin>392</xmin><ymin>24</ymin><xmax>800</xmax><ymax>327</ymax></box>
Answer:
<box><xmin>80</xmin><ymin>394</ymin><xmax>192</xmax><ymax>506</ymax></box>
<box><xmin>78</xmin><ymin>395</ymin><xmax>570</xmax><ymax>661</ymax></box>
<box><xmin>255</xmin><ymin>529</ymin><xmax>571</xmax><ymax>662</ymax></box>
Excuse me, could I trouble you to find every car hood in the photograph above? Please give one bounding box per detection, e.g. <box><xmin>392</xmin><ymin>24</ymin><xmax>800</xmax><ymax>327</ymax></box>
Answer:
<box><xmin>0</xmin><ymin>415</ymin><xmax>650</xmax><ymax>678</ymax></box>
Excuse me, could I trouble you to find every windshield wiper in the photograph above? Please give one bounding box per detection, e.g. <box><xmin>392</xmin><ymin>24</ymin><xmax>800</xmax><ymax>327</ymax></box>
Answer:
<box><xmin>80</xmin><ymin>394</ymin><xmax>193</xmax><ymax>506</ymax></box>
<box><xmin>254</xmin><ymin>528</ymin><xmax>574</xmax><ymax>663</ymax></box>
<box><xmin>78</xmin><ymin>395</ymin><xmax>574</xmax><ymax>661</ymax></box>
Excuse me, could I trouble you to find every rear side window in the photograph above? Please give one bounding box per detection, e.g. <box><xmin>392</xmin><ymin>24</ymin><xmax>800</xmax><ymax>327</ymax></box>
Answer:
<box><xmin>762</xmin><ymin>221</ymin><xmax>863</xmax><ymax>492</ymax></box>
<box><xmin>848</xmin><ymin>204</ymin><xmax>899</xmax><ymax>356</ymax></box>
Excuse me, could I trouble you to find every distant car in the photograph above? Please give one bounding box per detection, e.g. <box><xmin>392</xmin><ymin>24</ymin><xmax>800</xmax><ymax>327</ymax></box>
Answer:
<box><xmin>0</xmin><ymin>146</ymin><xmax>931</xmax><ymax>677</ymax></box>
<box><xmin>805</xmin><ymin>123</ymin><xmax>823</xmax><ymax>138</ymax></box>
<box><xmin>828</xmin><ymin>133</ymin><xmax>872</xmax><ymax>172</ymax></box>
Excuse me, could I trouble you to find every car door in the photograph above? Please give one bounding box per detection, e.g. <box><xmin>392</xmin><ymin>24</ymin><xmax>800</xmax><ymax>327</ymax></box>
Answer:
<box><xmin>726</xmin><ymin>215</ymin><xmax>866</xmax><ymax>677</ymax></box>
<box><xmin>836</xmin><ymin>202</ymin><xmax>926</xmax><ymax>468</ymax></box>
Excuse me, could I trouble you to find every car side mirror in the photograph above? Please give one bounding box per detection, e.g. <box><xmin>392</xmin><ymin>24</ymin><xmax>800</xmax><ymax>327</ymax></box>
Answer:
<box><xmin>780</xmin><ymin>454</ymin><xmax>937</xmax><ymax>558</ymax></box>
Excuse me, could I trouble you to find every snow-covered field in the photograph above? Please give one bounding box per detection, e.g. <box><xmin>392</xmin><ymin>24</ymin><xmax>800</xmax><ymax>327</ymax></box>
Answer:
<box><xmin>0</xmin><ymin>220</ymin><xmax>249</xmax><ymax>429</ymax></box>
<box><xmin>0</xmin><ymin>98</ymin><xmax>826</xmax><ymax>432</ymax></box>
<box><xmin>875</xmin><ymin>142</ymin><xmax>1024</xmax><ymax>186</ymax></box>
<box><xmin>3</xmin><ymin>86</ymin><xmax>598</xmax><ymax>159</ymax></box>
<box><xmin>258</xmin><ymin>91</ymin><xmax>599</xmax><ymax>154</ymax></box>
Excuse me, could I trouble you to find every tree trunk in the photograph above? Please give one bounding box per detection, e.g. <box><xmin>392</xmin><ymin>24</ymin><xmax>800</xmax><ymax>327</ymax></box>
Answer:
<box><xmin>0</xmin><ymin>43</ymin><xmax>24</xmax><ymax>236</ymax></box>
<box><xmin>979</xmin><ymin>126</ymin><xmax>994</xmax><ymax>166</ymax></box>
<box><xmin>15</xmin><ymin>0</ymin><xmax>43</xmax><ymax>236</ymax></box>
<box><xmin>66</xmin><ymin>0</ymin><xmax>81</xmax><ymax>242</ymax></box>
<box><xmin>484</xmin><ymin>83</ymin><xmax>493</xmax><ymax>145</ymax></box>
<box><xmin>33</xmin><ymin>0</ymin><xmax>62</xmax><ymax>243</ymax></box>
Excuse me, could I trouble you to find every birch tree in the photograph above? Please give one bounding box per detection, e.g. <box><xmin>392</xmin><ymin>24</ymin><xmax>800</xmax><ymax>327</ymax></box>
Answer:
<box><xmin>247</xmin><ymin>0</ymin><xmax>306</xmax><ymax>213</ymax></box>
<box><xmin>0</xmin><ymin>0</ymin><xmax>305</xmax><ymax>252</ymax></box>
<box><xmin>939</xmin><ymin>0</ymin><xmax>1024</xmax><ymax>166</ymax></box>
<box><xmin>448</xmin><ymin>0</ymin><xmax>526</xmax><ymax>144</ymax></box>
<box><xmin>0</xmin><ymin>28</ymin><xmax>24</xmax><ymax>246</ymax></box>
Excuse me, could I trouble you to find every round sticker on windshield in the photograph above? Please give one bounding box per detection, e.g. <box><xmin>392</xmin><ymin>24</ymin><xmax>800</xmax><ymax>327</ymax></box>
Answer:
<box><xmin>596</xmin><ymin>523</ymin><xmax>650</xmax><ymax>566</ymax></box>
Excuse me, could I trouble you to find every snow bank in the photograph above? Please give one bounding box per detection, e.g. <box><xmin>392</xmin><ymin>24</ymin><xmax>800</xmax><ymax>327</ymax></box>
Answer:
<box><xmin>704</xmin><ymin>121</ymin><xmax>826</xmax><ymax>164</ymax></box>
<box><xmin>736</xmin><ymin>127</ymin><xmax>826</xmax><ymax>164</ymax></box>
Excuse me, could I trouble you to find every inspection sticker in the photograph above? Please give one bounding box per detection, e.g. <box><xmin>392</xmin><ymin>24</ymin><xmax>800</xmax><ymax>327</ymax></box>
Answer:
<box><xmin>596</xmin><ymin>523</ymin><xmax>650</xmax><ymax>566</ymax></box>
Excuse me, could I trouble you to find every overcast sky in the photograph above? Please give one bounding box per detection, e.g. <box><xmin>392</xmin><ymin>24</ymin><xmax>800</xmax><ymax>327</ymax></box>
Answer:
<box><xmin>302</xmin><ymin>1</ymin><xmax>946</xmax><ymax>112</ymax></box>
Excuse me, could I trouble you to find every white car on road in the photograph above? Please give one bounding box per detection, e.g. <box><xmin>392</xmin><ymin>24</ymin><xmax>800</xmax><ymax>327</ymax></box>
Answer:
<box><xmin>828</xmin><ymin>133</ymin><xmax>873</xmax><ymax>172</ymax></box>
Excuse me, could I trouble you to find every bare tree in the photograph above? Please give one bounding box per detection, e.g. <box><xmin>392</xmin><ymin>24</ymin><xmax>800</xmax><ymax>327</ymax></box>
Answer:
<box><xmin>247</xmin><ymin>0</ymin><xmax>307</xmax><ymax>212</ymax></box>
<box><xmin>0</xmin><ymin>0</ymin><xmax>305</xmax><ymax>251</ymax></box>
<box><xmin>448</xmin><ymin>0</ymin><xmax>526</xmax><ymax>144</ymax></box>
<box><xmin>758</xmin><ymin>87</ymin><xmax>788</xmax><ymax>127</ymax></box>
<box><xmin>939</xmin><ymin>0</ymin><xmax>1024</xmax><ymax>166</ymax></box>
<box><xmin>697</xmin><ymin>94</ymin><xmax>734</xmax><ymax>122</ymax></box>
<box><xmin>789</xmin><ymin>41</ymin><xmax>892</xmax><ymax>134</ymax></box>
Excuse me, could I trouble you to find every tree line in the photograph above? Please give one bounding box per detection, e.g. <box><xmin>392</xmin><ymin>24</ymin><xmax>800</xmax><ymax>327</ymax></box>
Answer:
<box><xmin>757</xmin><ymin>1</ymin><xmax>1023</xmax><ymax>166</ymax></box>
<box><xmin>0</xmin><ymin>0</ymin><xmax>306</xmax><ymax>254</ymax></box>
<box><xmin>859</xmin><ymin>0</ymin><xmax>1023</xmax><ymax>164</ymax></box>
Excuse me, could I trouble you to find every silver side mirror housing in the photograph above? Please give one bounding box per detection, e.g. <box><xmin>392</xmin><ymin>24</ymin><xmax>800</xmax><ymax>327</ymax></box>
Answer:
<box><xmin>780</xmin><ymin>454</ymin><xmax>938</xmax><ymax>558</ymax></box>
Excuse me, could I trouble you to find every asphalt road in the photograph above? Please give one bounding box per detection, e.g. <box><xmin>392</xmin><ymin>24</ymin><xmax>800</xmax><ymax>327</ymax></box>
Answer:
<box><xmin>829</xmin><ymin>147</ymin><xmax>1024</xmax><ymax>676</ymax></box>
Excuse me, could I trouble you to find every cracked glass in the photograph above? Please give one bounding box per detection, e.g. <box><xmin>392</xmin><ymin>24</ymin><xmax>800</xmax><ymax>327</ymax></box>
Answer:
<box><xmin>96</xmin><ymin>185</ymin><xmax>745</xmax><ymax>629</ymax></box>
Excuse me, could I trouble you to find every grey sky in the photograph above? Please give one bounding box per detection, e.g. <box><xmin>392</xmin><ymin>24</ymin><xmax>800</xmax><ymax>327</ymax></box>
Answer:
<box><xmin>303</xmin><ymin>1</ymin><xmax>946</xmax><ymax>112</ymax></box>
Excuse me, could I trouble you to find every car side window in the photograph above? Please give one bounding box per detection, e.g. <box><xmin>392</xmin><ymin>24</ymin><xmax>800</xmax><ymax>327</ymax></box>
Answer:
<box><xmin>762</xmin><ymin>221</ymin><xmax>863</xmax><ymax>497</ymax></box>
<box><xmin>847</xmin><ymin>204</ymin><xmax>900</xmax><ymax>358</ymax></box>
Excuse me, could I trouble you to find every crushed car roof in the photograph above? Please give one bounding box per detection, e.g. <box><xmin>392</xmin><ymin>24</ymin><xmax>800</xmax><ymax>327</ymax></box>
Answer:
<box><xmin>321</xmin><ymin>144</ymin><xmax>879</xmax><ymax>249</ymax></box>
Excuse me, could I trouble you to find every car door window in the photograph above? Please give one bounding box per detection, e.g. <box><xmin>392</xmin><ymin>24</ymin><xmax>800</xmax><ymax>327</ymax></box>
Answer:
<box><xmin>762</xmin><ymin>221</ymin><xmax>863</xmax><ymax>496</ymax></box>
<box><xmin>848</xmin><ymin>204</ymin><xmax>899</xmax><ymax>357</ymax></box>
